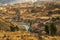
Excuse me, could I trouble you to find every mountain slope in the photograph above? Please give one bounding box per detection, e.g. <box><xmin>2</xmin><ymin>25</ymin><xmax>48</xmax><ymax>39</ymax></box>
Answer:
<box><xmin>0</xmin><ymin>18</ymin><xmax>12</xmax><ymax>31</ymax></box>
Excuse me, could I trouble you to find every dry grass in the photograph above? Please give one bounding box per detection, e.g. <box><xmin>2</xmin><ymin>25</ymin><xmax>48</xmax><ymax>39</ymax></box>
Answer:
<box><xmin>0</xmin><ymin>31</ymin><xmax>39</xmax><ymax>40</ymax></box>
<box><xmin>0</xmin><ymin>31</ymin><xmax>60</xmax><ymax>40</ymax></box>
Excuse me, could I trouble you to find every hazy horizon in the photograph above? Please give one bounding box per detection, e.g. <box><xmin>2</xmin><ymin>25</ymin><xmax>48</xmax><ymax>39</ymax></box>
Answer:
<box><xmin>0</xmin><ymin>0</ymin><xmax>60</xmax><ymax>4</ymax></box>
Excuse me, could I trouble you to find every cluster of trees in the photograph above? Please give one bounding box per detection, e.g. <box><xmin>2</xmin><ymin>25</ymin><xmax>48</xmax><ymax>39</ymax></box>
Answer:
<box><xmin>52</xmin><ymin>17</ymin><xmax>60</xmax><ymax>21</ymax></box>
<box><xmin>45</xmin><ymin>22</ymin><xmax>57</xmax><ymax>36</ymax></box>
<box><xmin>27</xmin><ymin>18</ymin><xmax>57</xmax><ymax>36</ymax></box>
<box><xmin>28</xmin><ymin>22</ymin><xmax>57</xmax><ymax>36</ymax></box>
<box><xmin>10</xmin><ymin>25</ymin><xmax>19</xmax><ymax>32</ymax></box>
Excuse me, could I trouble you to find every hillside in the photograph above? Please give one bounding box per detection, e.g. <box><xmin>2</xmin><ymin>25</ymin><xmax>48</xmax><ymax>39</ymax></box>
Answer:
<box><xmin>0</xmin><ymin>18</ymin><xmax>40</xmax><ymax>40</ymax></box>
<box><xmin>0</xmin><ymin>2</ymin><xmax>60</xmax><ymax>40</ymax></box>
<box><xmin>0</xmin><ymin>18</ymin><xmax>11</xmax><ymax>31</ymax></box>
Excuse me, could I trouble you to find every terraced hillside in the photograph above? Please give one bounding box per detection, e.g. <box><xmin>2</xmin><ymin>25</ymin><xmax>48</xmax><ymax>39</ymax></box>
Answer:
<box><xmin>0</xmin><ymin>2</ymin><xmax>60</xmax><ymax>40</ymax></box>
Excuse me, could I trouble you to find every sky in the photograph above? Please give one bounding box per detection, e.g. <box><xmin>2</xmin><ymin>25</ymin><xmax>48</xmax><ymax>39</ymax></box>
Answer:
<box><xmin>0</xmin><ymin>0</ymin><xmax>36</xmax><ymax>4</ymax></box>
<box><xmin>0</xmin><ymin>0</ymin><xmax>59</xmax><ymax>4</ymax></box>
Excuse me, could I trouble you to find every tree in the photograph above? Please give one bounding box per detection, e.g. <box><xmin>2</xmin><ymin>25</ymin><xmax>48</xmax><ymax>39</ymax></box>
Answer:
<box><xmin>50</xmin><ymin>23</ymin><xmax>57</xmax><ymax>36</ymax></box>
<box><xmin>28</xmin><ymin>20</ymin><xmax>33</xmax><ymax>27</ymax></box>
<box><xmin>10</xmin><ymin>25</ymin><xmax>15</xmax><ymax>32</ymax></box>
<box><xmin>28</xmin><ymin>27</ymin><xmax>33</xmax><ymax>32</ymax></box>
<box><xmin>56</xmin><ymin>17</ymin><xmax>60</xmax><ymax>20</ymax></box>
<box><xmin>10</xmin><ymin>25</ymin><xmax>19</xmax><ymax>32</ymax></box>
<box><xmin>52</xmin><ymin>17</ymin><xmax>56</xmax><ymax>22</ymax></box>
<box><xmin>45</xmin><ymin>24</ymin><xmax>49</xmax><ymax>35</ymax></box>
<box><xmin>15</xmin><ymin>25</ymin><xmax>19</xmax><ymax>31</ymax></box>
